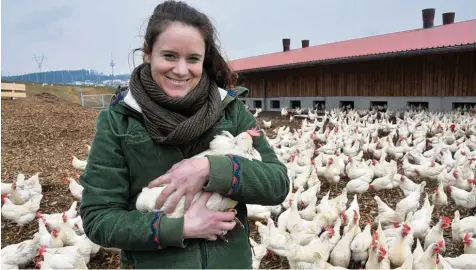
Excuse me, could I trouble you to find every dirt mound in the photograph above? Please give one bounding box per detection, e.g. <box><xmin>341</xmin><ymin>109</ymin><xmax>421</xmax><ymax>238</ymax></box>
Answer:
<box><xmin>34</xmin><ymin>92</ymin><xmax>62</xmax><ymax>102</ymax></box>
<box><xmin>1</xmin><ymin>95</ymin><xmax>119</xmax><ymax>268</ymax></box>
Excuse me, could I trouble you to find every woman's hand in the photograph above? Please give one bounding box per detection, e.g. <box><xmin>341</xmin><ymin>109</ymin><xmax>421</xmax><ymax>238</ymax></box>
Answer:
<box><xmin>182</xmin><ymin>192</ymin><xmax>237</xmax><ymax>240</ymax></box>
<box><xmin>148</xmin><ymin>157</ymin><xmax>210</xmax><ymax>213</ymax></box>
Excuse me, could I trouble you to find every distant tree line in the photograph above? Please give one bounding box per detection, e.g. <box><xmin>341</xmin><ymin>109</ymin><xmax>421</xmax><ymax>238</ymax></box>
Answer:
<box><xmin>1</xmin><ymin>69</ymin><xmax>130</xmax><ymax>84</ymax></box>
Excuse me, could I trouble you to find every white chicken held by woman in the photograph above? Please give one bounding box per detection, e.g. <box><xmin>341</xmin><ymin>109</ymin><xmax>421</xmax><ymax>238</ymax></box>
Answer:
<box><xmin>136</xmin><ymin>128</ymin><xmax>263</xmax><ymax>241</ymax></box>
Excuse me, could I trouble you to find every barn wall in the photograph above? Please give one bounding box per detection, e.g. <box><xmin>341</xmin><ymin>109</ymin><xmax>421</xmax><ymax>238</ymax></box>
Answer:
<box><xmin>237</xmin><ymin>50</ymin><xmax>476</xmax><ymax>98</ymax></box>
<box><xmin>238</xmin><ymin>96</ymin><xmax>476</xmax><ymax>112</ymax></box>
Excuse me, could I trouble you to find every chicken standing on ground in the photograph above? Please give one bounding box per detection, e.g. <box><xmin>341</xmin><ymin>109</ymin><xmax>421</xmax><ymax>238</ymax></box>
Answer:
<box><xmin>324</xmin><ymin>157</ymin><xmax>341</xmax><ymax>192</ymax></box>
<box><xmin>431</xmin><ymin>182</ymin><xmax>448</xmax><ymax>216</ymax></box>
<box><xmin>64</xmin><ymin>173</ymin><xmax>83</xmax><ymax>201</ymax></box>
<box><xmin>464</xmin><ymin>233</ymin><xmax>476</xmax><ymax>254</ymax></box>
<box><xmin>70</xmin><ymin>153</ymin><xmax>87</xmax><ymax>170</ymax></box>
<box><xmin>1</xmin><ymin>193</ymin><xmax>43</xmax><ymax>234</ymax></box>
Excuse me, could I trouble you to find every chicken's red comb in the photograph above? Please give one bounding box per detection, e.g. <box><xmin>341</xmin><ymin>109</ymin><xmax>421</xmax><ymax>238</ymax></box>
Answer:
<box><xmin>393</xmin><ymin>221</ymin><xmax>400</xmax><ymax>228</ymax></box>
<box><xmin>326</xmin><ymin>227</ymin><xmax>335</xmax><ymax>237</ymax></box>
<box><xmin>1</xmin><ymin>193</ymin><xmax>8</xmax><ymax>200</ymax></box>
<box><xmin>403</xmin><ymin>224</ymin><xmax>411</xmax><ymax>231</ymax></box>
<box><xmin>437</xmin><ymin>240</ymin><xmax>444</xmax><ymax>247</ymax></box>
<box><xmin>265</xmin><ymin>249</ymin><xmax>273</xmax><ymax>257</ymax></box>
<box><xmin>442</xmin><ymin>216</ymin><xmax>451</xmax><ymax>224</ymax></box>
<box><xmin>38</xmin><ymin>245</ymin><xmax>47</xmax><ymax>255</ymax></box>
<box><xmin>464</xmin><ymin>233</ymin><xmax>470</xmax><ymax>242</ymax></box>
<box><xmin>246</xmin><ymin>127</ymin><xmax>261</xmax><ymax>137</ymax></box>
<box><xmin>378</xmin><ymin>247</ymin><xmax>387</xmax><ymax>256</ymax></box>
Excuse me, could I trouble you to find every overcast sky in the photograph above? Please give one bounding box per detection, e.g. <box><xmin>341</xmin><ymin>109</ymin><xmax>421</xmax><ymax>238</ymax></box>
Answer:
<box><xmin>2</xmin><ymin>0</ymin><xmax>476</xmax><ymax>75</ymax></box>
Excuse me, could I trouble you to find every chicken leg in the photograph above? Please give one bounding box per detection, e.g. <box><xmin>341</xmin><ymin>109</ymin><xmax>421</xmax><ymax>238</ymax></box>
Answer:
<box><xmin>218</xmin><ymin>209</ymin><xmax>245</xmax><ymax>243</ymax></box>
<box><xmin>228</xmin><ymin>208</ymin><xmax>245</xmax><ymax>228</ymax></box>
<box><xmin>108</xmin><ymin>255</ymin><xmax>116</xmax><ymax>265</ymax></box>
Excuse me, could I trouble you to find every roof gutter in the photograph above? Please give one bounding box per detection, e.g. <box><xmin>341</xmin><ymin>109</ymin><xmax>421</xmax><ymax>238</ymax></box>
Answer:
<box><xmin>233</xmin><ymin>43</ymin><xmax>476</xmax><ymax>74</ymax></box>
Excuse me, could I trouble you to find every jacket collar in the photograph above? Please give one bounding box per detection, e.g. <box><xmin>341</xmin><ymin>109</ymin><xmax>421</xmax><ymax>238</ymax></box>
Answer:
<box><xmin>123</xmin><ymin>87</ymin><xmax>229</xmax><ymax>113</ymax></box>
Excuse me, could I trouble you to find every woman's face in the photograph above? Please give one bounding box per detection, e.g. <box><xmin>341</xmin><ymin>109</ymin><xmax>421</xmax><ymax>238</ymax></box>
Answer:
<box><xmin>145</xmin><ymin>22</ymin><xmax>205</xmax><ymax>98</ymax></box>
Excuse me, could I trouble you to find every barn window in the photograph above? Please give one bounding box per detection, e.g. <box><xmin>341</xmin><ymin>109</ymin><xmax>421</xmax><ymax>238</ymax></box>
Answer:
<box><xmin>313</xmin><ymin>101</ymin><xmax>325</xmax><ymax>110</ymax></box>
<box><xmin>407</xmin><ymin>102</ymin><xmax>428</xmax><ymax>110</ymax></box>
<box><xmin>340</xmin><ymin>101</ymin><xmax>354</xmax><ymax>109</ymax></box>
<box><xmin>370</xmin><ymin>101</ymin><xmax>388</xmax><ymax>112</ymax></box>
<box><xmin>253</xmin><ymin>100</ymin><xmax>262</xmax><ymax>108</ymax></box>
<box><xmin>290</xmin><ymin>100</ymin><xmax>301</xmax><ymax>109</ymax></box>
<box><xmin>453</xmin><ymin>102</ymin><xmax>476</xmax><ymax>110</ymax></box>
<box><xmin>271</xmin><ymin>100</ymin><xmax>280</xmax><ymax>109</ymax></box>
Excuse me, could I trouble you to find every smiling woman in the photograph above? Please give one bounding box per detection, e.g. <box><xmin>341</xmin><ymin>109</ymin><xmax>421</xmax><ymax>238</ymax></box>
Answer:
<box><xmin>147</xmin><ymin>23</ymin><xmax>205</xmax><ymax>98</ymax></box>
<box><xmin>78</xmin><ymin>1</ymin><xmax>290</xmax><ymax>269</ymax></box>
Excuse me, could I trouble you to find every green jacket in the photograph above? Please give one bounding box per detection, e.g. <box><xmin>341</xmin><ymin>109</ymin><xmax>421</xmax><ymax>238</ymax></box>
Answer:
<box><xmin>79</xmin><ymin>87</ymin><xmax>290</xmax><ymax>269</ymax></box>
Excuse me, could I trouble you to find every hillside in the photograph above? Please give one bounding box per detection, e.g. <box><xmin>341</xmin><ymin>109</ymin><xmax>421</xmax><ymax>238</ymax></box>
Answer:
<box><xmin>2</xmin><ymin>69</ymin><xmax>130</xmax><ymax>85</ymax></box>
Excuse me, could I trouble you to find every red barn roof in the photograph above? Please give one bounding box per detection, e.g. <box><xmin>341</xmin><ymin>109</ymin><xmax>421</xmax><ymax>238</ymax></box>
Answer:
<box><xmin>228</xmin><ymin>19</ymin><xmax>476</xmax><ymax>72</ymax></box>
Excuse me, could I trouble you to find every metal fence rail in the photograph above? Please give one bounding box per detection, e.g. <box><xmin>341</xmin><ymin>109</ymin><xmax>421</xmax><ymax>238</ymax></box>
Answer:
<box><xmin>80</xmin><ymin>93</ymin><xmax>115</xmax><ymax>109</ymax></box>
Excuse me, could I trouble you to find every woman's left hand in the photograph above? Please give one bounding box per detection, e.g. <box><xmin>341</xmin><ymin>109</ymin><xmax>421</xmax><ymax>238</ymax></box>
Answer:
<box><xmin>148</xmin><ymin>157</ymin><xmax>210</xmax><ymax>214</ymax></box>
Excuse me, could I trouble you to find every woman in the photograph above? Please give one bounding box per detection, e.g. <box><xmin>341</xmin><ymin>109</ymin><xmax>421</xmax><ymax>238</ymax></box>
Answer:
<box><xmin>79</xmin><ymin>1</ymin><xmax>289</xmax><ymax>269</ymax></box>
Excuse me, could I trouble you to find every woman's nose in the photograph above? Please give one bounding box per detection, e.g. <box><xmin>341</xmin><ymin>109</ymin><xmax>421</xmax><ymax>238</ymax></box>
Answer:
<box><xmin>172</xmin><ymin>59</ymin><xmax>188</xmax><ymax>76</ymax></box>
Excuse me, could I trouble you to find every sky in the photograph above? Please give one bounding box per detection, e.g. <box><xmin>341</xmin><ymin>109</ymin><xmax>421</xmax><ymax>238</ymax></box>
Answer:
<box><xmin>2</xmin><ymin>0</ymin><xmax>476</xmax><ymax>76</ymax></box>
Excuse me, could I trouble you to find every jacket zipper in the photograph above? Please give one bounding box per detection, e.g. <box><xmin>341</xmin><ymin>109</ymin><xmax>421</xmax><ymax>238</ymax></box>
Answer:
<box><xmin>199</xmin><ymin>240</ymin><xmax>207</xmax><ymax>269</ymax></box>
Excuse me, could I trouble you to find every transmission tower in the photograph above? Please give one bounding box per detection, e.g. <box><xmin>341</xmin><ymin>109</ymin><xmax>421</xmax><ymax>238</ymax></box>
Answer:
<box><xmin>110</xmin><ymin>53</ymin><xmax>115</xmax><ymax>85</ymax></box>
<box><xmin>33</xmin><ymin>54</ymin><xmax>46</xmax><ymax>83</ymax></box>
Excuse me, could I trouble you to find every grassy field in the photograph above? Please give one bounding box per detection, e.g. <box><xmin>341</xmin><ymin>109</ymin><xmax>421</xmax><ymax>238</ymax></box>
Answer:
<box><xmin>21</xmin><ymin>83</ymin><xmax>114</xmax><ymax>104</ymax></box>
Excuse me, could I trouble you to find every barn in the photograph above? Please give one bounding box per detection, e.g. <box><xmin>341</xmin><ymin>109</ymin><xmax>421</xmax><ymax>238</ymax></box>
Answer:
<box><xmin>229</xmin><ymin>9</ymin><xmax>476</xmax><ymax>112</ymax></box>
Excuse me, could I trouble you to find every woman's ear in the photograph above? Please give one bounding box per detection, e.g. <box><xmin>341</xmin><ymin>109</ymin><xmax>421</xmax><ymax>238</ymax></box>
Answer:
<box><xmin>143</xmin><ymin>42</ymin><xmax>151</xmax><ymax>63</ymax></box>
<box><xmin>144</xmin><ymin>53</ymin><xmax>151</xmax><ymax>63</ymax></box>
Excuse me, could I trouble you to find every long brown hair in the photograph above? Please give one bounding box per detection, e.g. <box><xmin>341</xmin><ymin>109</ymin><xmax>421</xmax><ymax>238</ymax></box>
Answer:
<box><xmin>135</xmin><ymin>0</ymin><xmax>237</xmax><ymax>89</ymax></box>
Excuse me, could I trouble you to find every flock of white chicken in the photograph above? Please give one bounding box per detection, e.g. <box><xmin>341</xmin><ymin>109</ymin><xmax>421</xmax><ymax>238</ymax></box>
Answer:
<box><xmin>246</xmin><ymin>105</ymin><xmax>476</xmax><ymax>269</ymax></box>
<box><xmin>0</xmin><ymin>146</ymin><xmax>109</xmax><ymax>269</ymax></box>
<box><xmin>2</xmin><ymin>104</ymin><xmax>476</xmax><ymax>269</ymax></box>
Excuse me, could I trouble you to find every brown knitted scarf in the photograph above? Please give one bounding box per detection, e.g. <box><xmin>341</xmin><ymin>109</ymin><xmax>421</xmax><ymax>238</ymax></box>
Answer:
<box><xmin>128</xmin><ymin>63</ymin><xmax>222</xmax><ymax>145</ymax></box>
